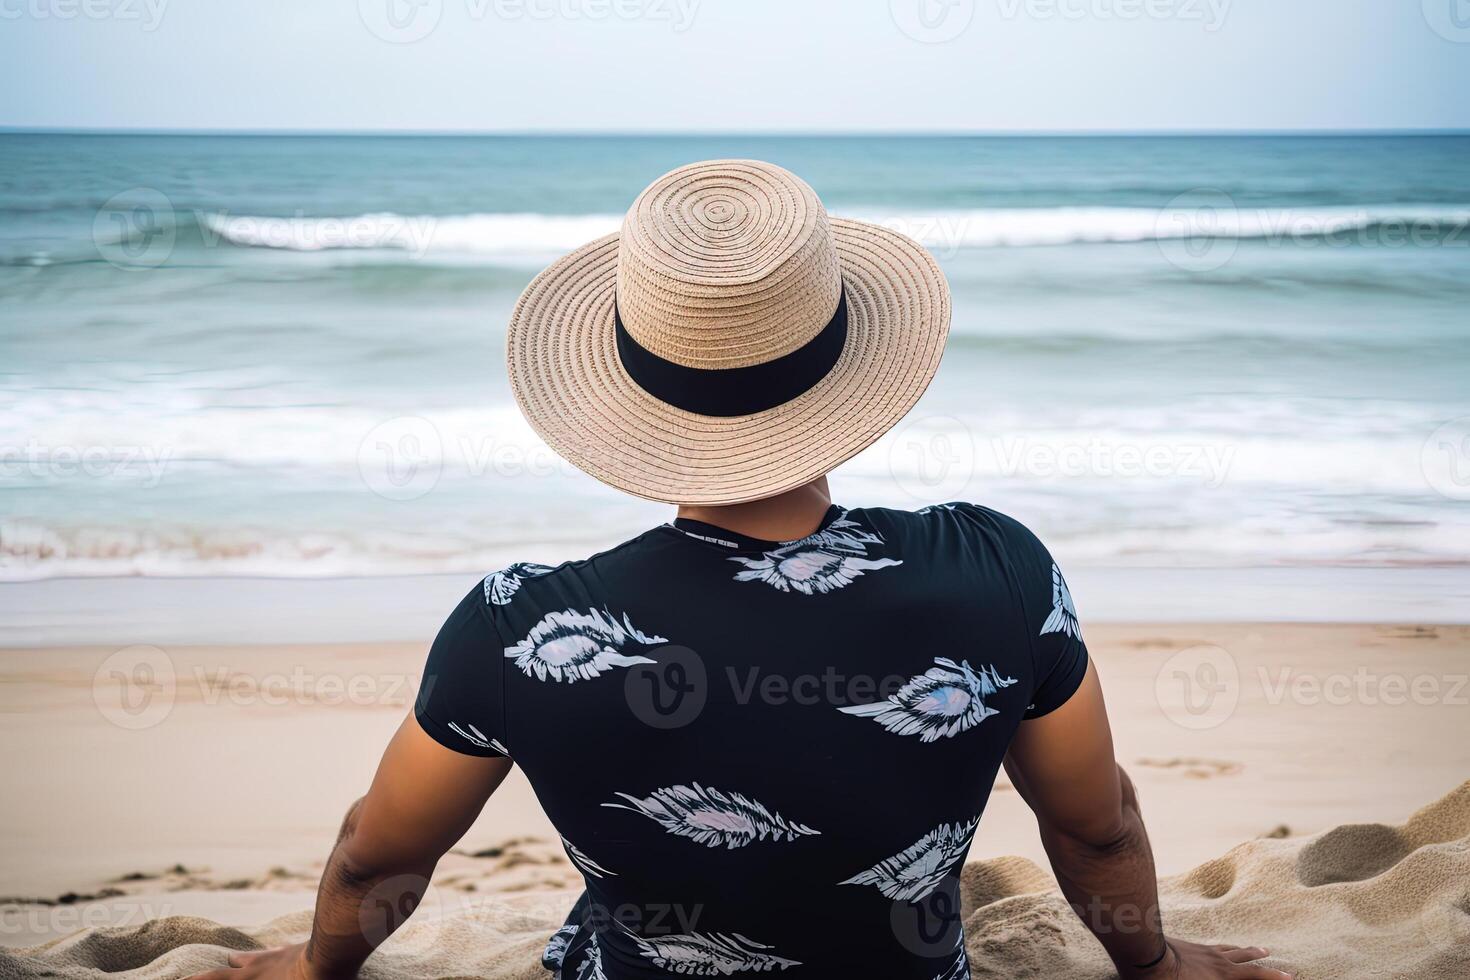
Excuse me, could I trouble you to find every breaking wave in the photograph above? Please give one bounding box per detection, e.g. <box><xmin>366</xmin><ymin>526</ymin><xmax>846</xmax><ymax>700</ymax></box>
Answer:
<box><xmin>193</xmin><ymin>205</ymin><xmax>1470</xmax><ymax>261</ymax></box>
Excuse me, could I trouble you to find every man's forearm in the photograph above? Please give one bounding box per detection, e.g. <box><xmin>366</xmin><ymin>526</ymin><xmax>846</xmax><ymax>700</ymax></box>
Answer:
<box><xmin>1037</xmin><ymin>766</ymin><xmax>1168</xmax><ymax>978</ymax></box>
<box><xmin>300</xmin><ymin>799</ymin><xmax>434</xmax><ymax>979</ymax></box>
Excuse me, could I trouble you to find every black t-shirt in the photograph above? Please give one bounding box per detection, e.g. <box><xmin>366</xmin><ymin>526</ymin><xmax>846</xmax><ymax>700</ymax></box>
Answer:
<box><xmin>417</xmin><ymin>502</ymin><xmax>1088</xmax><ymax>980</ymax></box>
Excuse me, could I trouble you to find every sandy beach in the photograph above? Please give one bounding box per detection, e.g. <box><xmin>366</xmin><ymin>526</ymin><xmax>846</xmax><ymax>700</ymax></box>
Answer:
<box><xmin>5</xmin><ymin>3</ymin><xmax>1470</xmax><ymax>970</ymax></box>
<box><xmin>3</xmin><ymin>622</ymin><xmax>1467</xmax><ymax>977</ymax></box>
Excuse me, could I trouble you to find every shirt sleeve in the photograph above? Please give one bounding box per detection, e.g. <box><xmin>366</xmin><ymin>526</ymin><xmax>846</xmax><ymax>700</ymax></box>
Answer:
<box><xmin>982</xmin><ymin>508</ymin><xmax>1091</xmax><ymax>719</ymax></box>
<box><xmin>414</xmin><ymin>581</ymin><xmax>510</xmax><ymax>758</ymax></box>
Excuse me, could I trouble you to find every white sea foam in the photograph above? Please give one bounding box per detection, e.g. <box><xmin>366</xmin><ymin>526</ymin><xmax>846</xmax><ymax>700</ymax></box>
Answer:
<box><xmin>4</xmin><ymin>387</ymin><xmax>1466</xmax><ymax>580</ymax></box>
<box><xmin>201</xmin><ymin>211</ymin><xmax>622</xmax><ymax>261</ymax></box>
<box><xmin>197</xmin><ymin>205</ymin><xmax>1470</xmax><ymax>261</ymax></box>
<box><xmin>0</xmin><ymin>387</ymin><xmax>1448</xmax><ymax>490</ymax></box>
<box><xmin>855</xmin><ymin>205</ymin><xmax>1470</xmax><ymax>251</ymax></box>
<box><xmin>5</xmin><ymin>507</ymin><xmax>1468</xmax><ymax>582</ymax></box>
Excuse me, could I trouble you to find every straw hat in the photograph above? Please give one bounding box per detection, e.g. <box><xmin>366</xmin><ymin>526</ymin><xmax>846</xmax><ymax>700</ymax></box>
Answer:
<box><xmin>506</xmin><ymin>159</ymin><xmax>951</xmax><ymax>505</ymax></box>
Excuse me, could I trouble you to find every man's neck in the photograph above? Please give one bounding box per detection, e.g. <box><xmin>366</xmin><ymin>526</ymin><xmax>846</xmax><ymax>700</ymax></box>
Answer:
<box><xmin>675</xmin><ymin>477</ymin><xmax>833</xmax><ymax>543</ymax></box>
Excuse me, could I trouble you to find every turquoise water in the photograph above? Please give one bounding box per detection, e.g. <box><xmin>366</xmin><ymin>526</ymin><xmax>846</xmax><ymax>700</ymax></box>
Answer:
<box><xmin>1</xmin><ymin>134</ymin><xmax>1468</xmax><ymax>580</ymax></box>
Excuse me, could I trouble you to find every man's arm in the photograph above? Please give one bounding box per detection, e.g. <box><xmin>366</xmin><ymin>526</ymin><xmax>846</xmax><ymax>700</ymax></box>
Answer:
<box><xmin>1005</xmin><ymin>662</ymin><xmax>1291</xmax><ymax>980</ymax></box>
<box><xmin>192</xmin><ymin>714</ymin><xmax>512</xmax><ymax>980</ymax></box>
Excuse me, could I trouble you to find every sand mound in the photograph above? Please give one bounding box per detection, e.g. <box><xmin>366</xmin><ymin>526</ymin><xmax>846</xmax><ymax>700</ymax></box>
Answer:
<box><xmin>4</xmin><ymin>784</ymin><xmax>1468</xmax><ymax>980</ymax></box>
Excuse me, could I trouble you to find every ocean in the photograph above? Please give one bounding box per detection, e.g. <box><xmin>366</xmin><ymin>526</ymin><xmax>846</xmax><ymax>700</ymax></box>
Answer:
<box><xmin>2</xmin><ymin>134</ymin><xmax>1468</xmax><ymax>609</ymax></box>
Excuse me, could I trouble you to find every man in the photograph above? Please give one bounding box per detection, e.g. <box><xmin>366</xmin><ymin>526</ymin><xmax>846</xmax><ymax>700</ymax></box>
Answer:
<box><xmin>196</xmin><ymin>160</ymin><xmax>1289</xmax><ymax>979</ymax></box>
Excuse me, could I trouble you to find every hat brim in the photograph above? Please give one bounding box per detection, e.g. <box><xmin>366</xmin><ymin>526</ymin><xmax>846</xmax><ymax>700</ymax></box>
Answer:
<box><xmin>506</xmin><ymin>217</ymin><xmax>951</xmax><ymax>506</ymax></box>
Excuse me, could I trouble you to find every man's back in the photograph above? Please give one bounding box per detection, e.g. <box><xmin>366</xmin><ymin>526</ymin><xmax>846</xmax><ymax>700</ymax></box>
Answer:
<box><xmin>417</xmin><ymin>503</ymin><xmax>1087</xmax><ymax>978</ymax></box>
<box><xmin>188</xmin><ymin>160</ymin><xmax>1287</xmax><ymax>980</ymax></box>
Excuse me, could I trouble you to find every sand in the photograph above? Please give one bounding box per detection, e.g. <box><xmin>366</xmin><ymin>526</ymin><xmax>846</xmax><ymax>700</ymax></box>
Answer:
<box><xmin>2</xmin><ymin>624</ymin><xmax>1468</xmax><ymax>978</ymax></box>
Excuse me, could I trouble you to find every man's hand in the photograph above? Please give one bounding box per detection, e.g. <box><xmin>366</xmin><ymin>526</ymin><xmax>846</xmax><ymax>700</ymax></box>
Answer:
<box><xmin>1129</xmin><ymin>940</ymin><xmax>1291</xmax><ymax>979</ymax></box>
<box><xmin>192</xmin><ymin>943</ymin><xmax>313</xmax><ymax>980</ymax></box>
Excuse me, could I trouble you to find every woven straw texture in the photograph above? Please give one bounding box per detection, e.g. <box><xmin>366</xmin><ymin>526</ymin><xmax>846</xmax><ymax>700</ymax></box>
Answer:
<box><xmin>506</xmin><ymin>159</ymin><xmax>951</xmax><ymax>505</ymax></box>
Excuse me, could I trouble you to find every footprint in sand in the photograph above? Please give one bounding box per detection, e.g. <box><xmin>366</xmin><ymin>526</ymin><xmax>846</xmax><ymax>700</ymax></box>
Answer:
<box><xmin>1296</xmin><ymin>823</ymin><xmax>1414</xmax><ymax>887</ymax></box>
<box><xmin>1136</xmin><ymin>757</ymin><xmax>1243</xmax><ymax>779</ymax></box>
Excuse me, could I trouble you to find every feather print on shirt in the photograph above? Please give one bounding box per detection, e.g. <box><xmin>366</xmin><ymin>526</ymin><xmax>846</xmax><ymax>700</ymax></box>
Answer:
<box><xmin>626</xmin><ymin>927</ymin><xmax>801</xmax><ymax>975</ymax></box>
<box><xmin>603</xmin><ymin>783</ymin><xmax>819</xmax><ymax>849</ymax></box>
<box><xmin>562</xmin><ymin>836</ymin><xmax>616</xmax><ymax>878</ymax></box>
<box><xmin>446</xmin><ymin>721</ymin><xmax>509</xmax><ymax>756</ymax></box>
<box><xmin>505</xmin><ymin>608</ymin><xmax>666</xmax><ymax>683</ymax></box>
<box><xmin>838</xmin><ymin>657</ymin><xmax>1019</xmax><ymax>741</ymax></box>
<box><xmin>728</xmin><ymin>513</ymin><xmax>902</xmax><ymax>595</ymax></box>
<box><xmin>542</xmin><ymin>923</ymin><xmax>578</xmax><ymax>973</ymax></box>
<box><xmin>839</xmin><ymin>817</ymin><xmax>980</xmax><ymax>901</ymax></box>
<box><xmin>483</xmin><ymin>561</ymin><xmax>555</xmax><ymax>606</ymax></box>
<box><xmin>1039</xmin><ymin>562</ymin><xmax>1082</xmax><ymax>640</ymax></box>
<box><xmin>933</xmin><ymin>950</ymin><xmax>971</xmax><ymax>980</ymax></box>
<box><xmin>575</xmin><ymin>939</ymin><xmax>606</xmax><ymax>980</ymax></box>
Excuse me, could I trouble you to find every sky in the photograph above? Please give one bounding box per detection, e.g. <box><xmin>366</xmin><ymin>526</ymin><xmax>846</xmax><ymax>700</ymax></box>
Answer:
<box><xmin>1</xmin><ymin>0</ymin><xmax>1467</xmax><ymax>132</ymax></box>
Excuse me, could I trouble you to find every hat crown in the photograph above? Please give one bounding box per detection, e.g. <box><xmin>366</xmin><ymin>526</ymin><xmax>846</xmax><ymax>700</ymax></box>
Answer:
<box><xmin>615</xmin><ymin>159</ymin><xmax>844</xmax><ymax>370</ymax></box>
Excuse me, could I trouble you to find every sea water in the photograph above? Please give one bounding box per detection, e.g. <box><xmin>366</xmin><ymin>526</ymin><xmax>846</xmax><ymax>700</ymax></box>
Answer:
<box><xmin>2</xmin><ymin>134</ymin><xmax>1468</xmax><ymax>596</ymax></box>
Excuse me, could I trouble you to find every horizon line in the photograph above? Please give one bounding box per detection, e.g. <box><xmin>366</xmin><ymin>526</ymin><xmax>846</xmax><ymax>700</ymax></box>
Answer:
<box><xmin>3</xmin><ymin>126</ymin><xmax>1469</xmax><ymax>139</ymax></box>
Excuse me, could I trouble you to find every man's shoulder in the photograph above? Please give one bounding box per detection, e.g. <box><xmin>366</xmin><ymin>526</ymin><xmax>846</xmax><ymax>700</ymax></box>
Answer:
<box><xmin>480</xmin><ymin>560</ymin><xmax>565</xmax><ymax>608</ymax></box>
<box><xmin>478</xmin><ymin>526</ymin><xmax>670</xmax><ymax>610</ymax></box>
<box><xmin>851</xmin><ymin>500</ymin><xmax>1042</xmax><ymax>545</ymax></box>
